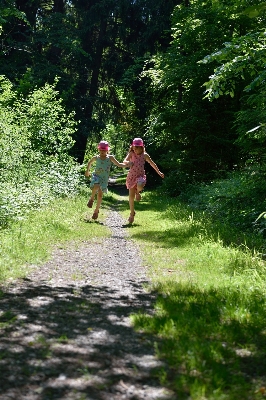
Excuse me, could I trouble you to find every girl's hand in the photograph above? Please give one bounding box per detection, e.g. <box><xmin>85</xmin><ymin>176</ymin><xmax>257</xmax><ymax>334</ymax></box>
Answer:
<box><xmin>85</xmin><ymin>171</ymin><xmax>90</xmax><ymax>177</ymax></box>
<box><xmin>159</xmin><ymin>171</ymin><xmax>164</xmax><ymax>178</ymax></box>
<box><xmin>124</xmin><ymin>161</ymin><xmax>133</xmax><ymax>167</ymax></box>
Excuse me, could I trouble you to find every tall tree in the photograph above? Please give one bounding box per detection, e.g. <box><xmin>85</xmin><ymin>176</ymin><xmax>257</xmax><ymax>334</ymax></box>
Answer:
<box><xmin>70</xmin><ymin>0</ymin><xmax>181</xmax><ymax>161</ymax></box>
<box><xmin>0</xmin><ymin>0</ymin><xmax>181</xmax><ymax>162</ymax></box>
<box><xmin>200</xmin><ymin>3</ymin><xmax>266</xmax><ymax>167</ymax></box>
<box><xmin>133</xmin><ymin>0</ymin><xmax>262</xmax><ymax>187</ymax></box>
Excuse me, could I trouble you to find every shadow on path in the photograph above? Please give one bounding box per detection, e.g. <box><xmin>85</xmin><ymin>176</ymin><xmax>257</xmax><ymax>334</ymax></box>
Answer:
<box><xmin>0</xmin><ymin>280</ymin><xmax>174</xmax><ymax>400</ymax></box>
<box><xmin>0</xmin><ymin>205</ymin><xmax>175</xmax><ymax>400</ymax></box>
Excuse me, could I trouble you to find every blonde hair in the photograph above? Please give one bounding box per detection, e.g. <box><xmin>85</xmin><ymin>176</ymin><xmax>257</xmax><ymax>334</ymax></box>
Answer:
<box><xmin>129</xmin><ymin>144</ymin><xmax>145</xmax><ymax>154</ymax></box>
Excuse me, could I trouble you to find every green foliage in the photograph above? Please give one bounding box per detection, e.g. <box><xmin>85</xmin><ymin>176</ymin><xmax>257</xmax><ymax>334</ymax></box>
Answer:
<box><xmin>83</xmin><ymin>121</ymin><xmax>131</xmax><ymax>166</ymax></box>
<box><xmin>137</xmin><ymin>0</ymin><xmax>252</xmax><ymax>180</ymax></box>
<box><xmin>242</xmin><ymin>2</ymin><xmax>266</xmax><ymax>18</ymax></box>
<box><xmin>161</xmin><ymin>170</ymin><xmax>193</xmax><ymax>197</ymax></box>
<box><xmin>200</xmin><ymin>31</ymin><xmax>266</xmax><ymax>101</ymax></box>
<box><xmin>199</xmin><ymin>4</ymin><xmax>266</xmax><ymax>167</ymax></box>
<box><xmin>233</xmin><ymin>87</ymin><xmax>266</xmax><ymax>164</ymax></box>
<box><xmin>180</xmin><ymin>168</ymin><xmax>266</xmax><ymax>238</ymax></box>
<box><xmin>1</xmin><ymin>0</ymin><xmax>265</xmax><ymax>181</ymax></box>
<box><xmin>0</xmin><ymin>193</ymin><xmax>109</xmax><ymax>282</ymax></box>
<box><xmin>0</xmin><ymin>1</ymin><xmax>29</xmax><ymax>28</ymax></box>
<box><xmin>117</xmin><ymin>188</ymin><xmax>266</xmax><ymax>399</ymax></box>
<box><xmin>0</xmin><ymin>76</ymin><xmax>83</xmax><ymax>228</ymax></box>
<box><xmin>19</xmin><ymin>80</ymin><xmax>76</xmax><ymax>157</ymax></box>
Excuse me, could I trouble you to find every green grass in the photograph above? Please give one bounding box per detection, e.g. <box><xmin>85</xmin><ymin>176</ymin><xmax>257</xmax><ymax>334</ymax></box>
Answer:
<box><xmin>1</xmin><ymin>182</ymin><xmax>266</xmax><ymax>399</ymax></box>
<box><xmin>109</xmin><ymin>170</ymin><xmax>127</xmax><ymax>184</ymax></box>
<box><xmin>0</xmin><ymin>191</ymin><xmax>111</xmax><ymax>282</ymax></box>
<box><xmin>113</xmin><ymin>188</ymin><xmax>266</xmax><ymax>400</ymax></box>
<box><xmin>180</xmin><ymin>168</ymin><xmax>266</xmax><ymax>238</ymax></box>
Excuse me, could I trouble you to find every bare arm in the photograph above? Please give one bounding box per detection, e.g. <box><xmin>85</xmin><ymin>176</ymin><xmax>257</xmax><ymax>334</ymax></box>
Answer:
<box><xmin>84</xmin><ymin>156</ymin><xmax>97</xmax><ymax>177</ymax></box>
<box><xmin>145</xmin><ymin>153</ymin><xmax>164</xmax><ymax>178</ymax></box>
<box><xmin>110</xmin><ymin>155</ymin><xmax>131</xmax><ymax>168</ymax></box>
<box><xmin>123</xmin><ymin>152</ymin><xmax>132</xmax><ymax>163</ymax></box>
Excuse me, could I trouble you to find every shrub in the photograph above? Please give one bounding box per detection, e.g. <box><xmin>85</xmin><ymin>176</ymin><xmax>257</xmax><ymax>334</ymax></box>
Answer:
<box><xmin>180</xmin><ymin>168</ymin><xmax>266</xmax><ymax>237</ymax></box>
<box><xmin>0</xmin><ymin>76</ymin><xmax>83</xmax><ymax>228</ymax></box>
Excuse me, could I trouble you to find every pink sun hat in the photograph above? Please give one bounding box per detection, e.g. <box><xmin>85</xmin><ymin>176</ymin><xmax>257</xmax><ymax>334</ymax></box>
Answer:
<box><xmin>98</xmin><ymin>140</ymin><xmax>110</xmax><ymax>151</ymax></box>
<box><xmin>132</xmin><ymin>138</ymin><xmax>144</xmax><ymax>147</ymax></box>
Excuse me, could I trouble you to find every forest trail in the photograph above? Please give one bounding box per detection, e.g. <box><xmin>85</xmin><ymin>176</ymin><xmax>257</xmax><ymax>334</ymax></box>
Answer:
<box><xmin>0</xmin><ymin>197</ymin><xmax>176</xmax><ymax>400</ymax></box>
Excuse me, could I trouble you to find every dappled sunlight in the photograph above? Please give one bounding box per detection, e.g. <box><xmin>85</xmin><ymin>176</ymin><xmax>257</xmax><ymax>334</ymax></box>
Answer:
<box><xmin>0</xmin><ymin>279</ymin><xmax>173</xmax><ymax>399</ymax></box>
<box><xmin>131</xmin><ymin>283</ymin><xmax>266</xmax><ymax>399</ymax></box>
<box><xmin>130</xmin><ymin>226</ymin><xmax>203</xmax><ymax>248</ymax></box>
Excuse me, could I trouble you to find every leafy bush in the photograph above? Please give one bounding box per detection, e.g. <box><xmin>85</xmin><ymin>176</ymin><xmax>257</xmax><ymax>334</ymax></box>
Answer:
<box><xmin>0</xmin><ymin>76</ymin><xmax>83</xmax><ymax>228</ymax></box>
<box><xmin>180</xmin><ymin>168</ymin><xmax>266</xmax><ymax>237</ymax></box>
<box><xmin>161</xmin><ymin>170</ymin><xmax>193</xmax><ymax>197</ymax></box>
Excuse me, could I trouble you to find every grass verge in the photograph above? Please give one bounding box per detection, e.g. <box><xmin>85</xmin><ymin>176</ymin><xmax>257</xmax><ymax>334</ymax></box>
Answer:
<box><xmin>114</xmin><ymin>187</ymin><xmax>266</xmax><ymax>400</ymax></box>
<box><xmin>0</xmin><ymin>191</ymin><xmax>112</xmax><ymax>282</ymax></box>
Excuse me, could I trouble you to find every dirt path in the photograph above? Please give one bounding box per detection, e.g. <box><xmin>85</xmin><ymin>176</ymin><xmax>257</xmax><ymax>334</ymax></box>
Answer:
<box><xmin>0</xmin><ymin>201</ymin><xmax>176</xmax><ymax>399</ymax></box>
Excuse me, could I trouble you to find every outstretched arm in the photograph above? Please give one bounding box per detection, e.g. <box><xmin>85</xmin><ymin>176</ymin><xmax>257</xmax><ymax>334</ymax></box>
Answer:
<box><xmin>85</xmin><ymin>156</ymin><xmax>96</xmax><ymax>177</ymax></box>
<box><xmin>123</xmin><ymin>151</ymin><xmax>132</xmax><ymax>163</ymax></box>
<box><xmin>145</xmin><ymin>153</ymin><xmax>164</xmax><ymax>178</ymax></box>
<box><xmin>110</xmin><ymin>155</ymin><xmax>131</xmax><ymax>168</ymax></box>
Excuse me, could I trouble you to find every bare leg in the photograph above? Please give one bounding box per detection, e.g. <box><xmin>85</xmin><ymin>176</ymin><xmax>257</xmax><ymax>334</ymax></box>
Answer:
<box><xmin>95</xmin><ymin>188</ymin><xmax>103</xmax><ymax>213</ymax></box>
<box><xmin>128</xmin><ymin>188</ymin><xmax>136</xmax><ymax>222</ymax></box>
<box><xmin>88</xmin><ymin>184</ymin><xmax>100</xmax><ymax>207</ymax></box>
<box><xmin>92</xmin><ymin>187</ymin><xmax>103</xmax><ymax>220</ymax></box>
<box><xmin>135</xmin><ymin>183</ymin><xmax>144</xmax><ymax>200</ymax></box>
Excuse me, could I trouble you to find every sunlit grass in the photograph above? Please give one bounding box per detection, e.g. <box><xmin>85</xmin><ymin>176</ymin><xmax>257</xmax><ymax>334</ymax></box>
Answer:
<box><xmin>0</xmin><ymin>192</ymin><xmax>111</xmax><ymax>282</ymax></box>
<box><xmin>109</xmin><ymin>170</ymin><xmax>127</xmax><ymax>185</ymax></box>
<box><xmin>1</xmin><ymin>181</ymin><xmax>266</xmax><ymax>399</ymax></box>
<box><xmin>115</xmin><ymin>188</ymin><xmax>266</xmax><ymax>400</ymax></box>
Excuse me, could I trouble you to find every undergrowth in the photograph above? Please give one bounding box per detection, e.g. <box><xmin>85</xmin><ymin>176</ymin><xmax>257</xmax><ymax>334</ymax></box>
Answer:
<box><xmin>114</xmin><ymin>187</ymin><xmax>266</xmax><ymax>400</ymax></box>
<box><xmin>0</xmin><ymin>189</ymin><xmax>110</xmax><ymax>282</ymax></box>
<box><xmin>179</xmin><ymin>168</ymin><xmax>266</xmax><ymax>242</ymax></box>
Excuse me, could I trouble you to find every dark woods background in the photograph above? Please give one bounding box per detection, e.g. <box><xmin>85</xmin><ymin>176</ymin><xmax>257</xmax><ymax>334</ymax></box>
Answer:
<box><xmin>1</xmin><ymin>0</ymin><xmax>177</xmax><ymax>160</ymax></box>
<box><xmin>1</xmin><ymin>0</ymin><xmax>266</xmax><ymax>203</ymax></box>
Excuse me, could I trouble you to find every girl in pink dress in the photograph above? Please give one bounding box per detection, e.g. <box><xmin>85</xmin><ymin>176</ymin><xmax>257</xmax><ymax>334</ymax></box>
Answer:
<box><xmin>124</xmin><ymin>138</ymin><xmax>164</xmax><ymax>223</ymax></box>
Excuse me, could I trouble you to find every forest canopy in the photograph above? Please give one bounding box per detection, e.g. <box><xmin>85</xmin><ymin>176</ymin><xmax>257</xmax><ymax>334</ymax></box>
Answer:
<box><xmin>0</xmin><ymin>0</ymin><xmax>265</xmax><ymax>230</ymax></box>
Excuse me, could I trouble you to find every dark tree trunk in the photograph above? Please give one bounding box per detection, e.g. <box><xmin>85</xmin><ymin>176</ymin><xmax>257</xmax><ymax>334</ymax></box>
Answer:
<box><xmin>76</xmin><ymin>17</ymin><xmax>108</xmax><ymax>162</ymax></box>
<box><xmin>87</xmin><ymin>17</ymin><xmax>108</xmax><ymax>118</ymax></box>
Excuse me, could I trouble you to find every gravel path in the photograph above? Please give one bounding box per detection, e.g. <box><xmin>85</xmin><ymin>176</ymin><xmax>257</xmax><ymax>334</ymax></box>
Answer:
<box><xmin>0</xmin><ymin>201</ymin><xmax>176</xmax><ymax>399</ymax></box>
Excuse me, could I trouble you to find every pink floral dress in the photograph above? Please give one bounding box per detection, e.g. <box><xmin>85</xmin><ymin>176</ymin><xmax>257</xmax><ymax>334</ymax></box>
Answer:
<box><xmin>126</xmin><ymin>151</ymin><xmax>147</xmax><ymax>189</ymax></box>
<box><xmin>90</xmin><ymin>155</ymin><xmax>112</xmax><ymax>193</ymax></box>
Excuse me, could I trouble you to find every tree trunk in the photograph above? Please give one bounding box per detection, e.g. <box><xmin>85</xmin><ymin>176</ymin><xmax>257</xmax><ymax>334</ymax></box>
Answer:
<box><xmin>87</xmin><ymin>17</ymin><xmax>108</xmax><ymax>118</ymax></box>
<box><xmin>77</xmin><ymin>17</ymin><xmax>108</xmax><ymax>162</ymax></box>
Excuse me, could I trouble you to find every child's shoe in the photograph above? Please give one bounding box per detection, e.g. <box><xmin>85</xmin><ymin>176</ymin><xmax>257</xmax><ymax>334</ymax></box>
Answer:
<box><xmin>87</xmin><ymin>199</ymin><xmax>94</xmax><ymax>208</ymax></box>
<box><xmin>92</xmin><ymin>210</ymin><xmax>99</xmax><ymax>220</ymax></box>
<box><xmin>128</xmin><ymin>211</ymin><xmax>135</xmax><ymax>223</ymax></box>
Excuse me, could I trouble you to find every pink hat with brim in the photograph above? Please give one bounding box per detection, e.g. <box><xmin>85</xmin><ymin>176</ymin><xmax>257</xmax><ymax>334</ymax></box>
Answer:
<box><xmin>98</xmin><ymin>140</ymin><xmax>110</xmax><ymax>151</ymax></box>
<box><xmin>132</xmin><ymin>138</ymin><xmax>144</xmax><ymax>147</ymax></box>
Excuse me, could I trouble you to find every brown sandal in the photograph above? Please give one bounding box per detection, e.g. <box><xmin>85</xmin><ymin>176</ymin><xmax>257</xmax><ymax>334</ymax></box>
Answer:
<box><xmin>87</xmin><ymin>198</ymin><xmax>94</xmax><ymax>208</ymax></box>
<box><xmin>92</xmin><ymin>210</ymin><xmax>99</xmax><ymax>220</ymax></box>
<box><xmin>128</xmin><ymin>211</ymin><xmax>135</xmax><ymax>223</ymax></box>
